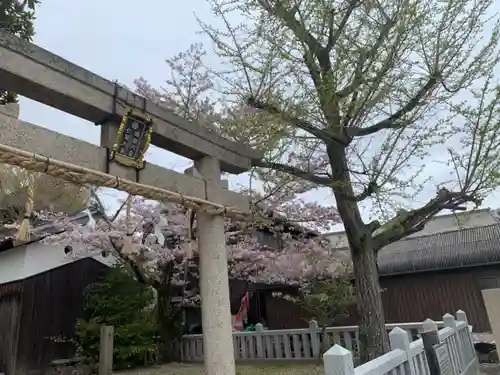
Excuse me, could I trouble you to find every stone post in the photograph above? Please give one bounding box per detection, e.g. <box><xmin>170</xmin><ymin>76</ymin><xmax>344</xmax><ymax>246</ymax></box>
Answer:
<box><xmin>323</xmin><ymin>344</ymin><xmax>354</xmax><ymax>375</ymax></box>
<box><xmin>421</xmin><ymin>318</ymin><xmax>441</xmax><ymax>375</ymax></box>
<box><xmin>389</xmin><ymin>327</ymin><xmax>416</xmax><ymax>375</ymax></box>
<box><xmin>481</xmin><ymin>288</ymin><xmax>500</xmax><ymax>348</ymax></box>
<box><xmin>195</xmin><ymin>156</ymin><xmax>235</xmax><ymax>375</ymax></box>
<box><xmin>443</xmin><ymin>313</ymin><xmax>462</xmax><ymax>373</ymax></box>
<box><xmin>255</xmin><ymin>323</ymin><xmax>265</xmax><ymax>359</ymax></box>
<box><xmin>309</xmin><ymin>319</ymin><xmax>321</xmax><ymax>358</ymax></box>
<box><xmin>99</xmin><ymin>325</ymin><xmax>114</xmax><ymax>375</ymax></box>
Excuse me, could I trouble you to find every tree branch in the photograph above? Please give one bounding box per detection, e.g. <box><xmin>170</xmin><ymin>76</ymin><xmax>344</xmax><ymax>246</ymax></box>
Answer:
<box><xmin>348</xmin><ymin>75</ymin><xmax>439</xmax><ymax>137</ymax></box>
<box><xmin>302</xmin><ymin>50</ymin><xmax>321</xmax><ymax>88</ymax></box>
<box><xmin>326</xmin><ymin>0</ymin><xmax>360</xmax><ymax>52</ymax></box>
<box><xmin>254</xmin><ymin>159</ymin><xmax>334</xmax><ymax>185</ymax></box>
<box><xmin>89</xmin><ymin>188</ymin><xmax>106</xmax><ymax>216</ymax></box>
<box><xmin>367</xmin><ymin>220</ymin><xmax>381</xmax><ymax>233</ymax></box>
<box><xmin>354</xmin><ymin>181</ymin><xmax>379</xmax><ymax>201</ymax></box>
<box><xmin>372</xmin><ymin>187</ymin><xmax>480</xmax><ymax>250</ymax></box>
<box><xmin>110</xmin><ymin>198</ymin><xmax>128</xmax><ymax>222</ymax></box>
<box><xmin>247</xmin><ymin>96</ymin><xmax>348</xmax><ymax>145</ymax></box>
<box><xmin>257</xmin><ymin>0</ymin><xmax>331</xmax><ymax>71</ymax></box>
<box><xmin>109</xmin><ymin>236</ymin><xmax>156</xmax><ymax>287</ymax></box>
<box><xmin>336</xmin><ymin>14</ymin><xmax>397</xmax><ymax>100</ymax></box>
<box><xmin>337</xmin><ymin>181</ymin><xmax>379</xmax><ymax>202</ymax></box>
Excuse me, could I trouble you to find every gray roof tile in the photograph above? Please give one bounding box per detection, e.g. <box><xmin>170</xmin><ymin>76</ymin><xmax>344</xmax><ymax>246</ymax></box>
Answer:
<box><xmin>0</xmin><ymin>208</ymin><xmax>104</xmax><ymax>252</ymax></box>
<box><xmin>377</xmin><ymin>224</ymin><xmax>500</xmax><ymax>275</ymax></box>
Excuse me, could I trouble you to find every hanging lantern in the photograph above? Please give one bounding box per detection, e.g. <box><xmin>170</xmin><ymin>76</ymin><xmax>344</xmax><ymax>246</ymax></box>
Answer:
<box><xmin>110</xmin><ymin>108</ymin><xmax>153</xmax><ymax>169</ymax></box>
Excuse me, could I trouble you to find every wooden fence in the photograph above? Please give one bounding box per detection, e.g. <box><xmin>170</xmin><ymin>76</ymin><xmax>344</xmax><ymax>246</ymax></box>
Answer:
<box><xmin>324</xmin><ymin>310</ymin><xmax>478</xmax><ymax>375</ymax></box>
<box><xmin>181</xmin><ymin>320</ymin><xmax>445</xmax><ymax>362</ymax></box>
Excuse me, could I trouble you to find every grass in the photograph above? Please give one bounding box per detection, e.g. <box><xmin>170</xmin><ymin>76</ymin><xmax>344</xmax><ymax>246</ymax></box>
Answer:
<box><xmin>116</xmin><ymin>362</ymin><xmax>324</xmax><ymax>375</ymax></box>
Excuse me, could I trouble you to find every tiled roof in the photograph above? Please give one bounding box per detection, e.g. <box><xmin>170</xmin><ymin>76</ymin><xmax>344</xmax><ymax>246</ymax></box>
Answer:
<box><xmin>377</xmin><ymin>224</ymin><xmax>500</xmax><ymax>275</ymax></box>
<box><xmin>0</xmin><ymin>208</ymin><xmax>104</xmax><ymax>253</ymax></box>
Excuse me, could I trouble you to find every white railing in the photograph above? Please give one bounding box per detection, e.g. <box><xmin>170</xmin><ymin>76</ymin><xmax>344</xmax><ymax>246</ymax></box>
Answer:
<box><xmin>324</xmin><ymin>310</ymin><xmax>478</xmax><ymax>375</ymax></box>
<box><xmin>181</xmin><ymin>320</ymin><xmax>445</xmax><ymax>362</ymax></box>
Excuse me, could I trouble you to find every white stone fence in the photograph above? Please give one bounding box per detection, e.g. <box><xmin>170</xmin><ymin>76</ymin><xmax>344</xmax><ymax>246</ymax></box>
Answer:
<box><xmin>324</xmin><ymin>311</ymin><xmax>478</xmax><ymax>375</ymax></box>
<box><xmin>181</xmin><ymin>320</ymin><xmax>445</xmax><ymax>362</ymax></box>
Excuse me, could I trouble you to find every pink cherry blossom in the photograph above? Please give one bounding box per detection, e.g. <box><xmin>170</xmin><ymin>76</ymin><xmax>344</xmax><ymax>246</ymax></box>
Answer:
<box><xmin>43</xmin><ymin>195</ymin><xmax>348</xmax><ymax>301</ymax></box>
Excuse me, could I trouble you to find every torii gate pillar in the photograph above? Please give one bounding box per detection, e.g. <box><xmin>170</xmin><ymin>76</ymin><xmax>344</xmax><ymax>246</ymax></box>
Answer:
<box><xmin>194</xmin><ymin>156</ymin><xmax>235</xmax><ymax>375</ymax></box>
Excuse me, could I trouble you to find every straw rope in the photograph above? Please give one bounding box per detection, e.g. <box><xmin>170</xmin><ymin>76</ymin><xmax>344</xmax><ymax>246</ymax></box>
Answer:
<box><xmin>15</xmin><ymin>175</ymin><xmax>35</xmax><ymax>242</ymax></box>
<box><xmin>0</xmin><ymin>143</ymin><xmax>258</xmax><ymax>221</ymax></box>
<box><xmin>122</xmin><ymin>194</ymin><xmax>134</xmax><ymax>255</ymax></box>
<box><xmin>185</xmin><ymin>208</ymin><xmax>194</xmax><ymax>259</ymax></box>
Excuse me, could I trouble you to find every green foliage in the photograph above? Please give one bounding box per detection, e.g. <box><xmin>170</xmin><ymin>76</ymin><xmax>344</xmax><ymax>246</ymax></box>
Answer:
<box><xmin>76</xmin><ymin>265</ymin><xmax>158</xmax><ymax>369</ymax></box>
<box><xmin>0</xmin><ymin>0</ymin><xmax>39</xmax><ymax>104</ymax></box>
<box><xmin>287</xmin><ymin>277</ymin><xmax>354</xmax><ymax>358</ymax></box>
<box><xmin>291</xmin><ymin>277</ymin><xmax>355</xmax><ymax>328</ymax></box>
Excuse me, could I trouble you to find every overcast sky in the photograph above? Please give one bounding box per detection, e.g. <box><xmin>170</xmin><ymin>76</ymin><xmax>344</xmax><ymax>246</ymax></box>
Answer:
<box><xmin>15</xmin><ymin>0</ymin><xmax>500</xmax><ymax>228</ymax></box>
<box><xmin>18</xmin><ymin>0</ymin><xmax>249</xmax><ymax>212</ymax></box>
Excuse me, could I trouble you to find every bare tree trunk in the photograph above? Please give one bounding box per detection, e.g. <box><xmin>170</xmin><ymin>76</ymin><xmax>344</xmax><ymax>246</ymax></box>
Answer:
<box><xmin>156</xmin><ymin>285</ymin><xmax>182</xmax><ymax>363</ymax></box>
<box><xmin>351</xmin><ymin>236</ymin><xmax>389</xmax><ymax>362</ymax></box>
<box><xmin>337</xmin><ymin>199</ymin><xmax>390</xmax><ymax>362</ymax></box>
<box><xmin>329</xmin><ymin>146</ymin><xmax>390</xmax><ymax>362</ymax></box>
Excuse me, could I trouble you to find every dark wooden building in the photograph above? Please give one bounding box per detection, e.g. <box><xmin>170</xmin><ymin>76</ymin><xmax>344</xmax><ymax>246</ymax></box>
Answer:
<box><xmin>262</xmin><ymin>223</ymin><xmax>500</xmax><ymax>333</ymax></box>
<box><xmin>0</xmin><ymin>209</ymin><xmax>111</xmax><ymax>375</ymax></box>
<box><xmin>0</xmin><ymin>258</ymin><xmax>109</xmax><ymax>375</ymax></box>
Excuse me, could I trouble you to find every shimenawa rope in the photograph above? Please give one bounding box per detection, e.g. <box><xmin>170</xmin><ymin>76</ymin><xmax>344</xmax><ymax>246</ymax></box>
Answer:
<box><xmin>0</xmin><ymin>143</ymin><xmax>265</xmax><ymax>223</ymax></box>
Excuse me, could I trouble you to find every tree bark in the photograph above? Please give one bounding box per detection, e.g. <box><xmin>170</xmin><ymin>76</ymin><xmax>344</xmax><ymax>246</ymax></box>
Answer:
<box><xmin>328</xmin><ymin>145</ymin><xmax>390</xmax><ymax>363</ymax></box>
<box><xmin>156</xmin><ymin>285</ymin><xmax>182</xmax><ymax>363</ymax></box>
<box><xmin>350</xmin><ymin>233</ymin><xmax>389</xmax><ymax>362</ymax></box>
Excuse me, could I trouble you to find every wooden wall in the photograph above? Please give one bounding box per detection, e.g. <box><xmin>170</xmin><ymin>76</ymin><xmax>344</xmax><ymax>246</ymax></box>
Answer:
<box><xmin>0</xmin><ymin>281</ymin><xmax>22</xmax><ymax>375</ymax></box>
<box><xmin>7</xmin><ymin>258</ymin><xmax>109</xmax><ymax>375</ymax></box>
<box><xmin>264</xmin><ymin>265</ymin><xmax>498</xmax><ymax>332</ymax></box>
<box><xmin>378</xmin><ymin>266</ymin><xmax>495</xmax><ymax>332</ymax></box>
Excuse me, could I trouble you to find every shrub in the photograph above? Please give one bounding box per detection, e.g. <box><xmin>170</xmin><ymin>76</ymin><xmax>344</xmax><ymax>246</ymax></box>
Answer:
<box><xmin>76</xmin><ymin>265</ymin><xmax>157</xmax><ymax>369</ymax></box>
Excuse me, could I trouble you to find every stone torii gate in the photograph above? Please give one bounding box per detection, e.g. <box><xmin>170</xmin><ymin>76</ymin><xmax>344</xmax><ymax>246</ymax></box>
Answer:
<box><xmin>0</xmin><ymin>30</ymin><xmax>263</xmax><ymax>375</ymax></box>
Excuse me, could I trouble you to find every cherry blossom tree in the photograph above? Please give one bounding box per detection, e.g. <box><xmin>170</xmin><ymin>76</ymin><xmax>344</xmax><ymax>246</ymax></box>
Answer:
<box><xmin>45</xmin><ymin>194</ymin><xmax>348</xmax><ymax>362</ymax></box>
<box><xmin>135</xmin><ymin>0</ymin><xmax>500</xmax><ymax>361</ymax></box>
